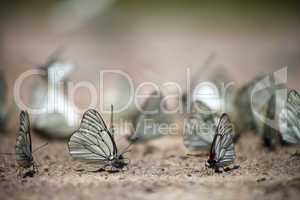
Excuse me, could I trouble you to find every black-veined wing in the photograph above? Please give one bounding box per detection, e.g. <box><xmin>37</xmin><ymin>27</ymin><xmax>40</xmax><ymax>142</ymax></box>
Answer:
<box><xmin>210</xmin><ymin>114</ymin><xmax>235</xmax><ymax>167</ymax></box>
<box><xmin>68</xmin><ymin>109</ymin><xmax>117</xmax><ymax>164</ymax></box>
<box><xmin>279</xmin><ymin>90</ymin><xmax>300</xmax><ymax>144</ymax></box>
<box><xmin>16</xmin><ymin>111</ymin><xmax>33</xmax><ymax>165</ymax></box>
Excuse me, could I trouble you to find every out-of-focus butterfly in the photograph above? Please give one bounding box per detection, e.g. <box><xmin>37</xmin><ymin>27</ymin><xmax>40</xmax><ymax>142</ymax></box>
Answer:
<box><xmin>261</xmin><ymin>93</ymin><xmax>282</xmax><ymax>150</ymax></box>
<box><xmin>183</xmin><ymin>100</ymin><xmax>218</xmax><ymax>150</ymax></box>
<box><xmin>279</xmin><ymin>90</ymin><xmax>300</xmax><ymax>145</ymax></box>
<box><xmin>234</xmin><ymin>77</ymin><xmax>263</xmax><ymax>135</ymax></box>
<box><xmin>181</xmin><ymin>53</ymin><xmax>216</xmax><ymax>112</ymax></box>
<box><xmin>31</xmin><ymin>48</ymin><xmax>79</xmax><ymax>139</ymax></box>
<box><xmin>234</xmin><ymin>76</ymin><xmax>275</xmax><ymax>142</ymax></box>
<box><xmin>0</xmin><ymin>70</ymin><xmax>7</xmax><ymax>131</ymax></box>
<box><xmin>236</xmin><ymin>74</ymin><xmax>285</xmax><ymax>149</ymax></box>
<box><xmin>206</xmin><ymin>113</ymin><xmax>237</xmax><ymax>172</ymax></box>
<box><xmin>0</xmin><ymin>113</ymin><xmax>48</xmax><ymax>178</ymax></box>
<box><xmin>68</xmin><ymin>107</ymin><xmax>129</xmax><ymax>171</ymax></box>
<box><xmin>15</xmin><ymin>111</ymin><xmax>38</xmax><ymax>177</ymax></box>
<box><xmin>127</xmin><ymin>90</ymin><xmax>173</xmax><ymax>143</ymax></box>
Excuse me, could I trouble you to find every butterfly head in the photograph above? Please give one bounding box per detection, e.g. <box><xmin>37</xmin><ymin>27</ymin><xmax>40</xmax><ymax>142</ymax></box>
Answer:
<box><xmin>206</xmin><ymin>159</ymin><xmax>216</xmax><ymax>168</ymax></box>
<box><xmin>205</xmin><ymin>153</ymin><xmax>216</xmax><ymax>168</ymax></box>
<box><xmin>111</xmin><ymin>154</ymin><xmax>128</xmax><ymax>169</ymax></box>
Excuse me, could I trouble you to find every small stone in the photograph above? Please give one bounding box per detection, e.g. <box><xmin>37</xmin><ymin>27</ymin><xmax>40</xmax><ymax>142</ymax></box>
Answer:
<box><xmin>145</xmin><ymin>187</ymin><xmax>154</xmax><ymax>193</ymax></box>
<box><xmin>44</xmin><ymin>155</ymin><xmax>51</xmax><ymax>160</ymax></box>
<box><xmin>179</xmin><ymin>155</ymin><xmax>189</xmax><ymax>160</ymax></box>
<box><xmin>257</xmin><ymin>177</ymin><xmax>267</xmax><ymax>182</ymax></box>
<box><xmin>188</xmin><ymin>181</ymin><xmax>196</xmax><ymax>185</ymax></box>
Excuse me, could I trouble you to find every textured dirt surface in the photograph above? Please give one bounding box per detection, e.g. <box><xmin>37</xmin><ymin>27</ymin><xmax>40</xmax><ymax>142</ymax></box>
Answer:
<box><xmin>0</xmin><ymin>132</ymin><xmax>299</xmax><ymax>200</ymax></box>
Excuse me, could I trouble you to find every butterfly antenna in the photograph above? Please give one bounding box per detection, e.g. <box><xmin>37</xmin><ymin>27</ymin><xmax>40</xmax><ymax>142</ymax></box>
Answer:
<box><xmin>33</xmin><ymin>142</ymin><xmax>49</xmax><ymax>154</ymax></box>
<box><xmin>110</xmin><ymin>104</ymin><xmax>114</xmax><ymax>138</ymax></box>
<box><xmin>120</xmin><ymin>142</ymin><xmax>133</xmax><ymax>156</ymax></box>
<box><xmin>46</xmin><ymin>47</ymin><xmax>65</xmax><ymax>67</ymax></box>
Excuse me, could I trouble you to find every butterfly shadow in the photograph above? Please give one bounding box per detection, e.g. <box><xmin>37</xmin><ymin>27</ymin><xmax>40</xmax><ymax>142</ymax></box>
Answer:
<box><xmin>19</xmin><ymin>170</ymin><xmax>36</xmax><ymax>179</ymax></box>
<box><xmin>76</xmin><ymin>167</ymin><xmax>123</xmax><ymax>174</ymax></box>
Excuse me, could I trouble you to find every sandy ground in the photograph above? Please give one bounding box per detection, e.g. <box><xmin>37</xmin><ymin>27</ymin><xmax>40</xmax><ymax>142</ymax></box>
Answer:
<box><xmin>1</xmin><ymin>5</ymin><xmax>300</xmax><ymax>199</ymax></box>
<box><xmin>0</xmin><ymin>131</ymin><xmax>299</xmax><ymax>200</ymax></box>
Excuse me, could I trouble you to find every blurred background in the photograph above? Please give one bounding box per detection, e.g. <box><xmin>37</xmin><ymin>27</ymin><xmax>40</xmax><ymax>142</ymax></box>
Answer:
<box><xmin>0</xmin><ymin>0</ymin><xmax>300</xmax><ymax>130</ymax></box>
<box><xmin>0</xmin><ymin>2</ymin><xmax>300</xmax><ymax>200</ymax></box>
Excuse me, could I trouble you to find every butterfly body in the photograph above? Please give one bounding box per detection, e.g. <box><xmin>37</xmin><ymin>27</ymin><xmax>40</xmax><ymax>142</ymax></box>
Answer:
<box><xmin>206</xmin><ymin>114</ymin><xmax>236</xmax><ymax>172</ymax></box>
<box><xmin>107</xmin><ymin>155</ymin><xmax>127</xmax><ymax>170</ymax></box>
<box><xmin>68</xmin><ymin>109</ymin><xmax>128</xmax><ymax>171</ymax></box>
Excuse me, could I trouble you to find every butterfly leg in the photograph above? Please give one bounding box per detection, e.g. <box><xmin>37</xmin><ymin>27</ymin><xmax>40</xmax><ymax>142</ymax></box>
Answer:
<box><xmin>110</xmin><ymin>166</ymin><xmax>114</xmax><ymax>172</ymax></box>
<box><xmin>122</xmin><ymin>165</ymin><xmax>129</xmax><ymax>171</ymax></box>
<box><xmin>204</xmin><ymin>164</ymin><xmax>212</xmax><ymax>175</ymax></box>
<box><xmin>223</xmin><ymin>165</ymin><xmax>240</xmax><ymax>172</ymax></box>
<box><xmin>214</xmin><ymin>167</ymin><xmax>223</xmax><ymax>173</ymax></box>
<box><xmin>16</xmin><ymin>167</ymin><xmax>20</xmax><ymax>178</ymax></box>
<box><xmin>103</xmin><ymin>164</ymin><xmax>110</xmax><ymax>171</ymax></box>
<box><xmin>223</xmin><ymin>167</ymin><xmax>230</xmax><ymax>172</ymax></box>
<box><xmin>33</xmin><ymin>162</ymin><xmax>39</xmax><ymax>174</ymax></box>
<box><xmin>110</xmin><ymin>166</ymin><xmax>121</xmax><ymax>172</ymax></box>
<box><xmin>16</xmin><ymin>167</ymin><xmax>23</xmax><ymax>178</ymax></box>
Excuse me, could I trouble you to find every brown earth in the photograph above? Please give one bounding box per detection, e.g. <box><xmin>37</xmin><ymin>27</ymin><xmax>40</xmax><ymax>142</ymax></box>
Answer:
<box><xmin>0</xmin><ymin>131</ymin><xmax>299</xmax><ymax>200</ymax></box>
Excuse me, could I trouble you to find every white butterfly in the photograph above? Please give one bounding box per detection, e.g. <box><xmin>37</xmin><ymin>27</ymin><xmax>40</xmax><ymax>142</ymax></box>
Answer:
<box><xmin>15</xmin><ymin>111</ymin><xmax>38</xmax><ymax>177</ymax></box>
<box><xmin>183</xmin><ymin>100</ymin><xmax>217</xmax><ymax>150</ymax></box>
<box><xmin>279</xmin><ymin>90</ymin><xmax>300</xmax><ymax>145</ymax></box>
<box><xmin>127</xmin><ymin>90</ymin><xmax>172</xmax><ymax>143</ymax></box>
<box><xmin>31</xmin><ymin>50</ymin><xmax>79</xmax><ymax>139</ymax></box>
<box><xmin>206</xmin><ymin>114</ymin><xmax>236</xmax><ymax>172</ymax></box>
<box><xmin>68</xmin><ymin>109</ymin><xmax>129</xmax><ymax>171</ymax></box>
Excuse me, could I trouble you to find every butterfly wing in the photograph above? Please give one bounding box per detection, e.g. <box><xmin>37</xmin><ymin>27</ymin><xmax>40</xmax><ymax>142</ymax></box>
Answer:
<box><xmin>0</xmin><ymin>71</ymin><xmax>6</xmax><ymax>130</ymax></box>
<box><xmin>16</xmin><ymin>111</ymin><xmax>33</xmax><ymax>165</ymax></box>
<box><xmin>211</xmin><ymin>114</ymin><xmax>235</xmax><ymax>167</ymax></box>
<box><xmin>68</xmin><ymin>109</ymin><xmax>117</xmax><ymax>164</ymax></box>
<box><xmin>129</xmin><ymin>90</ymin><xmax>171</xmax><ymax>142</ymax></box>
<box><xmin>184</xmin><ymin>100</ymin><xmax>217</xmax><ymax>150</ymax></box>
<box><xmin>279</xmin><ymin>90</ymin><xmax>300</xmax><ymax>144</ymax></box>
<box><xmin>262</xmin><ymin>93</ymin><xmax>281</xmax><ymax>149</ymax></box>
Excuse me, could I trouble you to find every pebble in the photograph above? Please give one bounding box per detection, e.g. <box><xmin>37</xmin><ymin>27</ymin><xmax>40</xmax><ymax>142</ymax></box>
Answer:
<box><xmin>257</xmin><ymin>177</ymin><xmax>267</xmax><ymax>182</ymax></box>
